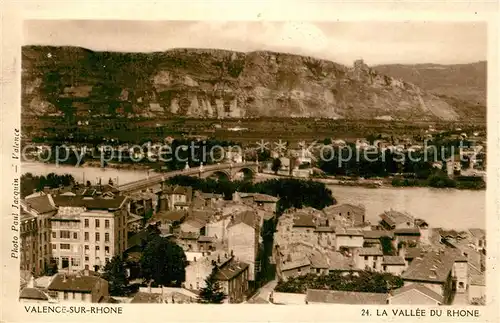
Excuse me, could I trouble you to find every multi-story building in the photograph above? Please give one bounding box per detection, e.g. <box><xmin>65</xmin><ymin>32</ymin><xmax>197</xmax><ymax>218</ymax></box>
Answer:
<box><xmin>214</xmin><ymin>260</ymin><xmax>250</xmax><ymax>303</ymax></box>
<box><xmin>20</xmin><ymin>195</ymin><xmax>58</xmax><ymax>275</ymax></box>
<box><xmin>227</xmin><ymin>211</ymin><xmax>260</xmax><ymax>282</ymax></box>
<box><xmin>355</xmin><ymin>247</ymin><xmax>383</xmax><ymax>271</ymax></box>
<box><xmin>51</xmin><ymin>194</ymin><xmax>129</xmax><ymax>272</ymax></box>
<box><xmin>323</xmin><ymin>204</ymin><xmax>366</xmax><ymax>227</ymax></box>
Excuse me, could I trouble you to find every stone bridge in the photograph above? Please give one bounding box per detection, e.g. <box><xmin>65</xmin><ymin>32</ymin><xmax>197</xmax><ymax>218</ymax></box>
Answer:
<box><xmin>117</xmin><ymin>162</ymin><xmax>259</xmax><ymax>194</ymax></box>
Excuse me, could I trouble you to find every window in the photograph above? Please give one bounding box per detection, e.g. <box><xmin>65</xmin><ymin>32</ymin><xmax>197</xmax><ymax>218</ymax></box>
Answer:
<box><xmin>60</xmin><ymin>231</ymin><xmax>71</xmax><ymax>239</ymax></box>
<box><xmin>71</xmin><ymin>258</ymin><xmax>80</xmax><ymax>267</ymax></box>
<box><xmin>72</xmin><ymin>292</ymin><xmax>76</xmax><ymax>299</ymax></box>
<box><xmin>298</xmin><ymin>268</ymin><xmax>301</xmax><ymax>273</ymax></box>
<box><xmin>60</xmin><ymin>244</ymin><xmax>70</xmax><ymax>250</ymax></box>
<box><xmin>364</xmin><ymin>256</ymin><xmax>368</xmax><ymax>261</ymax></box>
<box><xmin>64</xmin><ymin>292</ymin><xmax>68</xmax><ymax>300</ymax></box>
<box><xmin>458</xmin><ymin>282</ymin><xmax>465</xmax><ymax>288</ymax></box>
<box><xmin>196</xmin><ymin>282</ymin><xmax>199</xmax><ymax>289</ymax></box>
<box><xmin>95</xmin><ymin>219</ymin><xmax>100</xmax><ymax>228</ymax></box>
<box><xmin>105</xmin><ymin>220</ymin><xmax>110</xmax><ymax>228</ymax></box>
<box><xmin>73</xmin><ymin>232</ymin><xmax>78</xmax><ymax>240</ymax></box>
<box><xmin>105</xmin><ymin>246</ymin><xmax>110</xmax><ymax>254</ymax></box>
<box><xmin>84</xmin><ymin>219</ymin><xmax>89</xmax><ymax>228</ymax></box>
<box><xmin>85</xmin><ymin>245</ymin><xmax>89</xmax><ymax>250</ymax></box>
<box><xmin>105</xmin><ymin>258</ymin><xmax>110</xmax><ymax>264</ymax></box>
<box><xmin>95</xmin><ymin>232</ymin><xmax>100</xmax><ymax>242</ymax></box>
<box><xmin>52</xmin><ymin>244</ymin><xmax>57</xmax><ymax>250</ymax></box>
<box><xmin>373</xmin><ymin>256</ymin><xmax>378</xmax><ymax>261</ymax></box>
<box><xmin>316</xmin><ymin>268</ymin><xmax>321</xmax><ymax>273</ymax></box>
<box><xmin>52</xmin><ymin>232</ymin><xmax>56</xmax><ymax>239</ymax></box>
<box><xmin>372</xmin><ymin>262</ymin><xmax>376</xmax><ymax>268</ymax></box>
<box><xmin>44</xmin><ymin>232</ymin><xmax>47</xmax><ymax>241</ymax></box>
<box><xmin>383</xmin><ymin>266</ymin><xmax>387</xmax><ymax>271</ymax></box>
<box><xmin>85</xmin><ymin>265</ymin><xmax>89</xmax><ymax>270</ymax></box>
<box><xmin>95</xmin><ymin>246</ymin><xmax>100</xmax><ymax>251</ymax></box>
<box><xmin>84</xmin><ymin>232</ymin><xmax>89</xmax><ymax>241</ymax></box>
<box><xmin>85</xmin><ymin>256</ymin><xmax>89</xmax><ymax>261</ymax></box>
<box><xmin>347</xmin><ymin>212</ymin><xmax>350</xmax><ymax>216</ymax></box>
<box><xmin>105</xmin><ymin>233</ymin><xmax>110</xmax><ymax>242</ymax></box>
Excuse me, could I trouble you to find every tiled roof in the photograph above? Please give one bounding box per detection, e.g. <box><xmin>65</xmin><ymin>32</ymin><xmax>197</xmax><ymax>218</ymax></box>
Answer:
<box><xmin>363</xmin><ymin>230</ymin><xmax>394</xmax><ymax>239</ymax></box>
<box><xmin>323</xmin><ymin>203</ymin><xmax>365</xmax><ymax>213</ymax></box>
<box><xmin>314</xmin><ymin>226</ymin><xmax>335</xmax><ymax>233</ymax></box>
<box><xmin>53</xmin><ymin>195</ymin><xmax>127</xmax><ymax>210</ymax></box>
<box><xmin>24</xmin><ymin>195</ymin><xmax>57</xmax><ymax>214</ymax></box>
<box><xmin>326</xmin><ymin>251</ymin><xmax>356</xmax><ymax>271</ymax></box>
<box><xmin>282</xmin><ymin>258</ymin><xmax>311</xmax><ymax>271</ymax></box>
<box><xmin>292</xmin><ymin>212</ymin><xmax>316</xmax><ymax>228</ymax></box>
<box><xmin>19</xmin><ymin>287</ymin><xmax>49</xmax><ymax>301</ymax></box>
<box><xmin>390</xmin><ymin>283</ymin><xmax>444</xmax><ymax>304</ymax></box>
<box><xmin>130</xmin><ymin>292</ymin><xmax>162</xmax><ymax>303</ymax></box>
<box><xmin>382</xmin><ymin>256</ymin><xmax>406</xmax><ymax>265</ymax></box>
<box><xmin>149</xmin><ymin>211</ymin><xmax>187</xmax><ymax>222</ymax></box>
<box><xmin>306</xmin><ymin>289</ymin><xmax>388</xmax><ymax>304</ymax></box>
<box><xmin>309</xmin><ymin>252</ymin><xmax>329</xmax><ymax>269</ymax></box>
<box><xmin>214</xmin><ymin>260</ymin><xmax>249</xmax><ymax>281</ymax></box>
<box><xmin>182</xmin><ymin>218</ymin><xmax>206</xmax><ymax>230</ymax></box>
<box><xmin>178</xmin><ymin>231</ymin><xmax>200</xmax><ymax>240</ymax></box>
<box><xmin>469</xmin><ymin>228</ymin><xmax>486</xmax><ymax>238</ymax></box>
<box><xmin>48</xmin><ymin>273</ymin><xmax>105</xmax><ymax>292</ymax></box>
<box><xmin>394</xmin><ymin>227</ymin><xmax>421</xmax><ymax>235</ymax></box>
<box><xmin>335</xmin><ymin>228</ymin><xmax>363</xmax><ymax>236</ymax></box>
<box><xmin>404</xmin><ymin>248</ymin><xmax>424</xmax><ymax>259</ymax></box>
<box><xmin>402</xmin><ymin>248</ymin><xmax>463</xmax><ymax>283</ymax></box>
<box><xmin>379</xmin><ymin>210</ymin><xmax>413</xmax><ymax>227</ymax></box>
<box><xmin>227</xmin><ymin>210</ymin><xmax>258</xmax><ymax>229</ymax></box>
<box><xmin>470</xmin><ymin>273</ymin><xmax>485</xmax><ymax>286</ymax></box>
<box><xmin>358</xmin><ymin>247</ymin><xmax>383</xmax><ymax>256</ymax></box>
<box><xmin>198</xmin><ymin>236</ymin><xmax>214</xmax><ymax>243</ymax></box>
<box><xmin>252</xmin><ymin>193</ymin><xmax>279</xmax><ymax>203</ymax></box>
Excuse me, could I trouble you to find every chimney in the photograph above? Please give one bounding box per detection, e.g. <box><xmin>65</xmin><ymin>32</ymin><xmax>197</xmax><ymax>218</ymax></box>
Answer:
<box><xmin>27</xmin><ymin>276</ymin><xmax>35</xmax><ymax>288</ymax></box>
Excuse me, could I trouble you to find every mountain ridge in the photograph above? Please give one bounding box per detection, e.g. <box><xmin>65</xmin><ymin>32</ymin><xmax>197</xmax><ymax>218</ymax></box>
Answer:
<box><xmin>22</xmin><ymin>45</ymin><xmax>486</xmax><ymax>122</ymax></box>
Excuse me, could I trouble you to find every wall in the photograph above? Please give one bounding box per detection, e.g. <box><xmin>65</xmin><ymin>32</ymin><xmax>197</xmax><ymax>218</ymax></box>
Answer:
<box><xmin>453</xmin><ymin>261</ymin><xmax>469</xmax><ymax>293</ymax></box>
<box><xmin>315</xmin><ymin>231</ymin><xmax>336</xmax><ymax>249</ymax></box>
<box><xmin>383</xmin><ymin>264</ymin><xmax>406</xmax><ymax>276</ymax></box>
<box><xmin>228</xmin><ymin>223</ymin><xmax>258</xmax><ymax>281</ymax></box>
<box><xmin>281</xmin><ymin>265</ymin><xmax>311</xmax><ymax>280</ymax></box>
<box><xmin>336</xmin><ymin>235</ymin><xmax>364</xmax><ymax>251</ymax></box>
<box><xmin>271</xmin><ymin>292</ymin><xmax>306</xmax><ymax>305</ymax></box>
<box><xmin>356</xmin><ymin>254</ymin><xmax>382</xmax><ymax>271</ymax></box>
<box><xmin>389</xmin><ymin>290</ymin><xmax>439</xmax><ymax>305</ymax></box>
<box><xmin>184</xmin><ymin>260</ymin><xmax>212</xmax><ymax>291</ymax></box>
<box><xmin>468</xmin><ymin>285</ymin><xmax>485</xmax><ymax>304</ymax></box>
<box><xmin>325</xmin><ymin>204</ymin><xmax>365</xmax><ymax>226</ymax></box>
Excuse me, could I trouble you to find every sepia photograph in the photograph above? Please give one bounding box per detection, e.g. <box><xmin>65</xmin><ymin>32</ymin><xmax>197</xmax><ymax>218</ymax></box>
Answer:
<box><xmin>1</xmin><ymin>1</ymin><xmax>497</xmax><ymax>320</ymax></box>
<box><xmin>15</xmin><ymin>19</ymin><xmax>488</xmax><ymax>308</ymax></box>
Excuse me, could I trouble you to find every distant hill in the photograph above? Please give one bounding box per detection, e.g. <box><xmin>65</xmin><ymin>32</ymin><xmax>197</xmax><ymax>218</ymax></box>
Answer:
<box><xmin>373</xmin><ymin>62</ymin><xmax>486</xmax><ymax>106</ymax></box>
<box><xmin>22</xmin><ymin>46</ymin><xmax>486</xmax><ymax>122</ymax></box>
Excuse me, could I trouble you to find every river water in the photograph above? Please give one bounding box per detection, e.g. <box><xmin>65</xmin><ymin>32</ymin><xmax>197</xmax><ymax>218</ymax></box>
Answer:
<box><xmin>22</xmin><ymin>162</ymin><xmax>485</xmax><ymax>230</ymax></box>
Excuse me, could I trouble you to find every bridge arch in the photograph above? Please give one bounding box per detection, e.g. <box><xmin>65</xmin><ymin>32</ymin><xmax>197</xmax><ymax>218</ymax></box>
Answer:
<box><xmin>203</xmin><ymin>170</ymin><xmax>231</xmax><ymax>181</ymax></box>
<box><xmin>232</xmin><ymin>167</ymin><xmax>255</xmax><ymax>181</ymax></box>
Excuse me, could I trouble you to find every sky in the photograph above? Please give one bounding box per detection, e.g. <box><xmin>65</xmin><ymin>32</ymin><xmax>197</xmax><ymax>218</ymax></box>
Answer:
<box><xmin>23</xmin><ymin>20</ymin><xmax>487</xmax><ymax>66</ymax></box>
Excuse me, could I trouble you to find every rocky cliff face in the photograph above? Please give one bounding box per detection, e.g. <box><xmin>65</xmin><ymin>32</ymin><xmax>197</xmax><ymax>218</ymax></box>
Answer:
<box><xmin>22</xmin><ymin>46</ymin><xmax>483</xmax><ymax>121</ymax></box>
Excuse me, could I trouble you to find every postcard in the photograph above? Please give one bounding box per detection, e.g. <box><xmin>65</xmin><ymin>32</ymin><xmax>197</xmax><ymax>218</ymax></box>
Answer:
<box><xmin>1</xmin><ymin>1</ymin><xmax>498</xmax><ymax>322</ymax></box>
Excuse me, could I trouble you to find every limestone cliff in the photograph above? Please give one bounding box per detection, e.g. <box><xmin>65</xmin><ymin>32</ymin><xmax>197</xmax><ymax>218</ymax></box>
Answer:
<box><xmin>21</xmin><ymin>46</ymin><xmax>483</xmax><ymax>121</ymax></box>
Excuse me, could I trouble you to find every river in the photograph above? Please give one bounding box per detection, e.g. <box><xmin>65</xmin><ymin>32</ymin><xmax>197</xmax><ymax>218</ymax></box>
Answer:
<box><xmin>22</xmin><ymin>162</ymin><xmax>485</xmax><ymax>230</ymax></box>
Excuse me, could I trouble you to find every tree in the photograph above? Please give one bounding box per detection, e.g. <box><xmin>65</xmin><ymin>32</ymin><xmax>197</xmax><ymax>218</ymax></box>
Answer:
<box><xmin>380</xmin><ymin>237</ymin><xmax>395</xmax><ymax>255</ymax></box>
<box><xmin>198</xmin><ymin>267</ymin><xmax>226</xmax><ymax>304</ymax></box>
<box><xmin>43</xmin><ymin>260</ymin><xmax>58</xmax><ymax>276</ymax></box>
<box><xmin>102</xmin><ymin>256</ymin><xmax>129</xmax><ymax>296</ymax></box>
<box><xmin>271</xmin><ymin>158</ymin><xmax>282</xmax><ymax>174</ymax></box>
<box><xmin>140</xmin><ymin>237</ymin><xmax>187</xmax><ymax>287</ymax></box>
